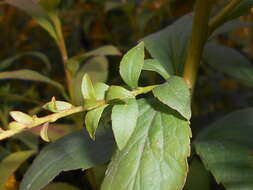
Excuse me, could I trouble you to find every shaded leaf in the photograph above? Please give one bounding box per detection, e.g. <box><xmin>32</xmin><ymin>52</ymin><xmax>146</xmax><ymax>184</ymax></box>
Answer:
<box><xmin>143</xmin><ymin>14</ymin><xmax>193</xmax><ymax>75</ymax></box>
<box><xmin>85</xmin><ymin>105</ymin><xmax>109</xmax><ymax>139</ymax></box>
<box><xmin>83</xmin><ymin>45</ymin><xmax>121</xmax><ymax>57</ymax></box>
<box><xmin>112</xmin><ymin>98</ymin><xmax>138</xmax><ymax>150</ymax></box>
<box><xmin>0</xmin><ymin>69</ymin><xmax>64</xmax><ymax>92</ymax></box>
<box><xmin>195</xmin><ymin>108</ymin><xmax>253</xmax><ymax>190</ymax></box>
<box><xmin>226</xmin><ymin>0</ymin><xmax>253</xmax><ymax>20</ymax></box>
<box><xmin>119</xmin><ymin>42</ymin><xmax>144</xmax><ymax>89</ymax></box>
<box><xmin>153</xmin><ymin>76</ymin><xmax>191</xmax><ymax>120</ymax></box>
<box><xmin>43</xmin><ymin>182</ymin><xmax>79</xmax><ymax>190</ymax></box>
<box><xmin>185</xmin><ymin>159</ymin><xmax>210</xmax><ymax>190</ymax></box>
<box><xmin>0</xmin><ymin>150</ymin><xmax>35</xmax><ymax>190</ymax></box>
<box><xmin>20</xmin><ymin>130</ymin><xmax>115</xmax><ymax>190</ymax></box>
<box><xmin>101</xmin><ymin>99</ymin><xmax>191</xmax><ymax>190</ymax></box>
<box><xmin>143</xmin><ymin>59</ymin><xmax>170</xmax><ymax>79</ymax></box>
<box><xmin>204</xmin><ymin>43</ymin><xmax>253</xmax><ymax>87</ymax></box>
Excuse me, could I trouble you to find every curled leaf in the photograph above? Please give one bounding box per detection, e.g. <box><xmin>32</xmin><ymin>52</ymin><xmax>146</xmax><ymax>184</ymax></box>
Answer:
<box><xmin>43</xmin><ymin>97</ymin><xmax>73</xmax><ymax>113</ymax></box>
<box><xmin>40</xmin><ymin>122</ymin><xmax>50</xmax><ymax>142</ymax></box>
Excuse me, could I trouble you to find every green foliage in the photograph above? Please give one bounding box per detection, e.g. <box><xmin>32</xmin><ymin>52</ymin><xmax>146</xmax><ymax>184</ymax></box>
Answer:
<box><xmin>195</xmin><ymin>108</ymin><xmax>253</xmax><ymax>190</ymax></box>
<box><xmin>20</xmin><ymin>130</ymin><xmax>114</xmax><ymax>190</ymax></box>
<box><xmin>101</xmin><ymin>99</ymin><xmax>191</xmax><ymax>190</ymax></box>
<box><xmin>119</xmin><ymin>42</ymin><xmax>144</xmax><ymax>89</ymax></box>
<box><xmin>143</xmin><ymin>59</ymin><xmax>170</xmax><ymax>80</ymax></box>
<box><xmin>153</xmin><ymin>76</ymin><xmax>191</xmax><ymax>120</ymax></box>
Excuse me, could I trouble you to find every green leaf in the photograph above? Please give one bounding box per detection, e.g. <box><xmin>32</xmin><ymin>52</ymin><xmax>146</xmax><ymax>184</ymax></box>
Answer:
<box><xmin>10</xmin><ymin>111</ymin><xmax>34</xmax><ymax>125</ymax></box>
<box><xmin>81</xmin><ymin>74</ymin><xmax>96</xmax><ymax>100</ymax></box>
<box><xmin>94</xmin><ymin>83</ymin><xmax>109</xmax><ymax>100</ymax></box>
<box><xmin>5</xmin><ymin>0</ymin><xmax>58</xmax><ymax>40</ymax></box>
<box><xmin>105</xmin><ymin>86</ymin><xmax>134</xmax><ymax>101</ymax></box>
<box><xmin>101</xmin><ymin>99</ymin><xmax>191</xmax><ymax>190</ymax></box>
<box><xmin>143</xmin><ymin>14</ymin><xmax>193</xmax><ymax>75</ymax></box>
<box><xmin>185</xmin><ymin>159</ymin><xmax>210</xmax><ymax>190</ymax></box>
<box><xmin>43</xmin><ymin>182</ymin><xmax>80</xmax><ymax>190</ymax></box>
<box><xmin>0</xmin><ymin>51</ymin><xmax>51</xmax><ymax>71</ymax></box>
<box><xmin>195</xmin><ymin>108</ymin><xmax>253</xmax><ymax>190</ymax></box>
<box><xmin>43</xmin><ymin>99</ymin><xmax>73</xmax><ymax>113</ymax></box>
<box><xmin>0</xmin><ymin>150</ymin><xmax>35</xmax><ymax>190</ymax></box>
<box><xmin>20</xmin><ymin>130</ymin><xmax>114</xmax><ymax>190</ymax></box>
<box><xmin>0</xmin><ymin>69</ymin><xmax>65</xmax><ymax>93</ymax></box>
<box><xmin>119</xmin><ymin>42</ymin><xmax>144</xmax><ymax>89</ymax></box>
<box><xmin>153</xmin><ymin>76</ymin><xmax>191</xmax><ymax>120</ymax></box>
<box><xmin>73</xmin><ymin>56</ymin><xmax>108</xmax><ymax>105</ymax></box>
<box><xmin>111</xmin><ymin>98</ymin><xmax>138</xmax><ymax>150</ymax></box>
<box><xmin>85</xmin><ymin>105</ymin><xmax>109</xmax><ymax>139</ymax></box>
<box><xmin>143</xmin><ymin>59</ymin><xmax>170</xmax><ymax>79</ymax></box>
<box><xmin>204</xmin><ymin>43</ymin><xmax>253</xmax><ymax>87</ymax></box>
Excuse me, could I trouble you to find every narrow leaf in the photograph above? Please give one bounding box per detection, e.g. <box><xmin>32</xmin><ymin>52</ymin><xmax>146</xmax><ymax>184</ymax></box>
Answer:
<box><xmin>101</xmin><ymin>99</ymin><xmax>191</xmax><ymax>190</ymax></box>
<box><xmin>153</xmin><ymin>76</ymin><xmax>191</xmax><ymax>120</ymax></box>
<box><xmin>83</xmin><ymin>45</ymin><xmax>121</xmax><ymax>57</ymax></box>
<box><xmin>20</xmin><ymin>130</ymin><xmax>114</xmax><ymax>190</ymax></box>
<box><xmin>43</xmin><ymin>98</ymin><xmax>73</xmax><ymax>113</ymax></box>
<box><xmin>195</xmin><ymin>108</ymin><xmax>253</xmax><ymax>190</ymax></box>
<box><xmin>10</xmin><ymin>111</ymin><xmax>34</xmax><ymax>125</ymax></box>
<box><xmin>85</xmin><ymin>105</ymin><xmax>108</xmax><ymax>139</ymax></box>
<box><xmin>0</xmin><ymin>69</ymin><xmax>64</xmax><ymax>92</ymax></box>
<box><xmin>40</xmin><ymin>122</ymin><xmax>50</xmax><ymax>142</ymax></box>
<box><xmin>119</xmin><ymin>42</ymin><xmax>144</xmax><ymax>89</ymax></box>
<box><xmin>112</xmin><ymin>98</ymin><xmax>138</xmax><ymax>150</ymax></box>
<box><xmin>143</xmin><ymin>59</ymin><xmax>170</xmax><ymax>79</ymax></box>
<box><xmin>0</xmin><ymin>150</ymin><xmax>35</xmax><ymax>190</ymax></box>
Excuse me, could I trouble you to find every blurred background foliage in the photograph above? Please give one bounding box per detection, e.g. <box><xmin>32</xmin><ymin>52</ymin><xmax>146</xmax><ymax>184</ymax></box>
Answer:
<box><xmin>0</xmin><ymin>0</ymin><xmax>253</xmax><ymax>189</ymax></box>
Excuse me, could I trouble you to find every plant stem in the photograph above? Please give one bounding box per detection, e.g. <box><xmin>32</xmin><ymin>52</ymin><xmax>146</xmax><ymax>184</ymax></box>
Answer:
<box><xmin>0</xmin><ymin>101</ymin><xmax>106</xmax><ymax>141</ymax></box>
<box><xmin>208</xmin><ymin>0</ymin><xmax>243</xmax><ymax>36</ymax></box>
<box><xmin>183</xmin><ymin>0</ymin><xmax>212</xmax><ymax>90</ymax></box>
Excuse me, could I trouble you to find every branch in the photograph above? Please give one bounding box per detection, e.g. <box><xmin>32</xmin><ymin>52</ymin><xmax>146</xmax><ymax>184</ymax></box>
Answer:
<box><xmin>183</xmin><ymin>0</ymin><xmax>212</xmax><ymax>90</ymax></box>
<box><xmin>208</xmin><ymin>0</ymin><xmax>243</xmax><ymax>36</ymax></box>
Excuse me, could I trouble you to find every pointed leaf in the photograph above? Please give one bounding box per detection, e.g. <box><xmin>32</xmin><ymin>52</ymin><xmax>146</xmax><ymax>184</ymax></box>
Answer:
<box><xmin>81</xmin><ymin>74</ymin><xmax>96</xmax><ymax>100</ymax></box>
<box><xmin>195</xmin><ymin>108</ymin><xmax>253</xmax><ymax>190</ymax></box>
<box><xmin>20</xmin><ymin>130</ymin><xmax>114</xmax><ymax>190</ymax></box>
<box><xmin>40</xmin><ymin>122</ymin><xmax>50</xmax><ymax>142</ymax></box>
<box><xmin>112</xmin><ymin>98</ymin><xmax>138</xmax><ymax>150</ymax></box>
<box><xmin>10</xmin><ymin>111</ymin><xmax>34</xmax><ymax>125</ymax></box>
<box><xmin>0</xmin><ymin>150</ymin><xmax>35</xmax><ymax>190</ymax></box>
<box><xmin>101</xmin><ymin>99</ymin><xmax>191</xmax><ymax>190</ymax></box>
<box><xmin>85</xmin><ymin>105</ymin><xmax>108</xmax><ymax>139</ymax></box>
<box><xmin>143</xmin><ymin>59</ymin><xmax>170</xmax><ymax>79</ymax></box>
<box><xmin>119</xmin><ymin>42</ymin><xmax>144</xmax><ymax>89</ymax></box>
<box><xmin>43</xmin><ymin>99</ymin><xmax>73</xmax><ymax>113</ymax></box>
<box><xmin>153</xmin><ymin>76</ymin><xmax>191</xmax><ymax>120</ymax></box>
<box><xmin>204</xmin><ymin>43</ymin><xmax>253</xmax><ymax>87</ymax></box>
<box><xmin>105</xmin><ymin>86</ymin><xmax>134</xmax><ymax>101</ymax></box>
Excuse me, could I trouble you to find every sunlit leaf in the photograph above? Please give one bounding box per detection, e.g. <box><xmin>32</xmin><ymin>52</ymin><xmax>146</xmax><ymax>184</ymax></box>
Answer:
<box><xmin>111</xmin><ymin>98</ymin><xmax>138</xmax><ymax>150</ymax></box>
<box><xmin>94</xmin><ymin>83</ymin><xmax>109</xmax><ymax>100</ymax></box>
<box><xmin>119</xmin><ymin>42</ymin><xmax>144</xmax><ymax>89</ymax></box>
<box><xmin>43</xmin><ymin>98</ymin><xmax>73</xmax><ymax>113</ymax></box>
<box><xmin>40</xmin><ymin>122</ymin><xmax>50</xmax><ymax>142</ymax></box>
<box><xmin>105</xmin><ymin>86</ymin><xmax>134</xmax><ymax>101</ymax></box>
<box><xmin>10</xmin><ymin>111</ymin><xmax>34</xmax><ymax>125</ymax></box>
<box><xmin>101</xmin><ymin>99</ymin><xmax>191</xmax><ymax>190</ymax></box>
<box><xmin>81</xmin><ymin>74</ymin><xmax>96</xmax><ymax>100</ymax></box>
<box><xmin>153</xmin><ymin>76</ymin><xmax>191</xmax><ymax>120</ymax></box>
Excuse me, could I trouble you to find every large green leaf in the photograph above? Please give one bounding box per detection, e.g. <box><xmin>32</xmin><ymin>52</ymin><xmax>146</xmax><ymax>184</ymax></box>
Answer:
<box><xmin>204</xmin><ymin>43</ymin><xmax>253</xmax><ymax>87</ymax></box>
<box><xmin>111</xmin><ymin>98</ymin><xmax>138</xmax><ymax>150</ymax></box>
<box><xmin>143</xmin><ymin>14</ymin><xmax>193</xmax><ymax>75</ymax></box>
<box><xmin>153</xmin><ymin>76</ymin><xmax>191</xmax><ymax>120</ymax></box>
<box><xmin>20</xmin><ymin>130</ymin><xmax>115</xmax><ymax>190</ymax></box>
<box><xmin>119</xmin><ymin>42</ymin><xmax>144</xmax><ymax>89</ymax></box>
<box><xmin>101</xmin><ymin>99</ymin><xmax>191</xmax><ymax>190</ymax></box>
<box><xmin>0</xmin><ymin>150</ymin><xmax>35</xmax><ymax>190</ymax></box>
<box><xmin>195</xmin><ymin>108</ymin><xmax>253</xmax><ymax>190</ymax></box>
